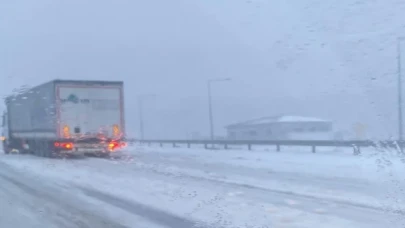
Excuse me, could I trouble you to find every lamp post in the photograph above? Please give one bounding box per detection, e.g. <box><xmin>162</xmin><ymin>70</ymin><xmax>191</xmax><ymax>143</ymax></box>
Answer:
<box><xmin>207</xmin><ymin>78</ymin><xmax>231</xmax><ymax>140</ymax></box>
<box><xmin>138</xmin><ymin>94</ymin><xmax>155</xmax><ymax>140</ymax></box>
<box><xmin>398</xmin><ymin>37</ymin><xmax>404</xmax><ymax>142</ymax></box>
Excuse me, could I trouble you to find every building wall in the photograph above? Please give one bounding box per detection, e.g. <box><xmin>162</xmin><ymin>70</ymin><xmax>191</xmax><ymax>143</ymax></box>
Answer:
<box><xmin>227</xmin><ymin>124</ymin><xmax>280</xmax><ymax>140</ymax></box>
<box><xmin>226</xmin><ymin>121</ymin><xmax>333</xmax><ymax>140</ymax></box>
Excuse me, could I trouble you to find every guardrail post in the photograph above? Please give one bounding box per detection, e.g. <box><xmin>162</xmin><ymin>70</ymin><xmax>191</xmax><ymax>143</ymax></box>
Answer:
<box><xmin>172</xmin><ymin>142</ymin><xmax>176</xmax><ymax>148</ymax></box>
<box><xmin>160</xmin><ymin>143</ymin><xmax>163</xmax><ymax>147</ymax></box>
<box><xmin>312</xmin><ymin>145</ymin><xmax>316</xmax><ymax>153</ymax></box>
<box><xmin>248</xmin><ymin>144</ymin><xmax>252</xmax><ymax>151</ymax></box>
<box><xmin>224</xmin><ymin>144</ymin><xmax>228</xmax><ymax>149</ymax></box>
<box><xmin>353</xmin><ymin>146</ymin><xmax>361</xmax><ymax>155</ymax></box>
<box><xmin>276</xmin><ymin>144</ymin><xmax>280</xmax><ymax>152</ymax></box>
<box><xmin>187</xmin><ymin>143</ymin><xmax>191</xmax><ymax>148</ymax></box>
<box><xmin>204</xmin><ymin>143</ymin><xmax>208</xmax><ymax>149</ymax></box>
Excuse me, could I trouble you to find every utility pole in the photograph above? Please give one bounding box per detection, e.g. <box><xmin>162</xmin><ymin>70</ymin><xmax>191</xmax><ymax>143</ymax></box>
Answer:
<box><xmin>138</xmin><ymin>97</ymin><xmax>144</xmax><ymax>140</ymax></box>
<box><xmin>207</xmin><ymin>78</ymin><xmax>231</xmax><ymax>140</ymax></box>
<box><xmin>207</xmin><ymin>81</ymin><xmax>214</xmax><ymax>140</ymax></box>
<box><xmin>398</xmin><ymin>37</ymin><xmax>404</xmax><ymax>142</ymax></box>
<box><xmin>138</xmin><ymin>94</ymin><xmax>155</xmax><ymax>141</ymax></box>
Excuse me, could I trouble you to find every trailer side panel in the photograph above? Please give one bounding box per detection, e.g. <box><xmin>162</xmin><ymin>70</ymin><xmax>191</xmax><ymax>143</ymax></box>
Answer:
<box><xmin>7</xmin><ymin>81</ymin><xmax>57</xmax><ymax>139</ymax></box>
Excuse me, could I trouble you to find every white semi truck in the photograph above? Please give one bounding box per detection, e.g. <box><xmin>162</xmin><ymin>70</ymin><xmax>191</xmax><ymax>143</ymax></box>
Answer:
<box><xmin>1</xmin><ymin>79</ymin><xmax>126</xmax><ymax>157</ymax></box>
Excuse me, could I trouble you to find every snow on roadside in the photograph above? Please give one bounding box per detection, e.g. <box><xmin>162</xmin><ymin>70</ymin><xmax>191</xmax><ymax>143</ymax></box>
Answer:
<box><xmin>129</xmin><ymin>144</ymin><xmax>405</xmax><ymax>182</ymax></box>
<box><xmin>127</xmin><ymin>145</ymin><xmax>405</xmax><ymax>212</ymax></box>
<box><xmin>0</xmin><ymin>154</ymin><xmax>368</xmax><ymax>228</ymax></box>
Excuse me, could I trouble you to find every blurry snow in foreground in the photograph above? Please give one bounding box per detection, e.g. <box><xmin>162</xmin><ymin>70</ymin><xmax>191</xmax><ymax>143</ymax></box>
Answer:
<box><xmin>0</xmin><ymin>144</ymin><xmax>404</xmax><ymax>227</ymax></box>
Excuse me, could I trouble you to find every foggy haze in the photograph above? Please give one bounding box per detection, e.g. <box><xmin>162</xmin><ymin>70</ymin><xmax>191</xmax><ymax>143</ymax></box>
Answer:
<box><xmin>1</xmin><ymin>0</ymin><xmax>405</xmax><ymax>139</ymax></box>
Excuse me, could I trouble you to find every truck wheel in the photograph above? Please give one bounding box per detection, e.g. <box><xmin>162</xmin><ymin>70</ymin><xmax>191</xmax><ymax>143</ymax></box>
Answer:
<box><xmin>36</xmin><ymin>141</ymin><xmax>44</xmax><ymax>157</ymax></box>
<box><xmin>97</xmin><ymin>152</ymin><xmax>110</xmax><ymax>158</ymax></box>
<box><xmin>3</xmin><ymin>141</ymin><xmax>9</xmax><ymax>154</ymax></box>
<box><xmin>31</xmin><ymin>140</ymin><xmax>38</xmax><ymax>155</ymax></box>
<box><xmin>43</xmin><ymin>142</ymin><xmax>52</xmax><ymax>158</ymax></box>
<box><xmin>33</xmin><ymin>140</ymin><xmax>40</xmax><ymax>156</ymax></box>
<box><xmin>39</xmin><ymin>141</ymin><xmax>48</xmax><ymax>157</ymax></box>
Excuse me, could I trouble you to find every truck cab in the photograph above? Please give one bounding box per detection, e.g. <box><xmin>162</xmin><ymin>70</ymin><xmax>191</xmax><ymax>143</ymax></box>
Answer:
<box><xmin>1</xmin><ymin>111</ymin><xmax>9</xmax><ymax>153</ymax></box>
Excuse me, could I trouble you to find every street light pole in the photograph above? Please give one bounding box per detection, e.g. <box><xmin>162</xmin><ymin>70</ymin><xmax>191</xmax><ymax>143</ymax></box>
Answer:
<box><xmin>138</xmin><ymin>94</ymin><xmax>155</xmax><ymax>141</ymax></box>
<box><xmin>207</xmin><ymin>78</ymin><xmax>231</xmax><ymax>140</ymax></box>
<box><xmin>398</xmin><ymin>37</ymin><xmax>404</xmax><ymax>142</ymax></box>
<box><xmin>138</xmin><ymin>97</ymin><xmax>145</xmax><ymax>140</ymax></box>
<box><xmin>208</xmin><ymin>81</ymin><xmax>214</xmax><ymax>140</ymax></box>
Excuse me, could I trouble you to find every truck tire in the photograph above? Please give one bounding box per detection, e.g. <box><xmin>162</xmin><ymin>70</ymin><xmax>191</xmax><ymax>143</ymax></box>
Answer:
<box><xmin>37</xmin><ymin>141</ymin><xmax>43</xmax><ymax>157</ymax></box>
<box><xmin>35</xmin><ymin>140</ymin><xmax>44</xmax><ymax>157</ymax></box>
<box><xmin>31</xmin><ymin>140</ymin><xmax>38</xmax><ymax>155</ymax></box>
<box><xmin>32</xmin><ymin>140</ymin><xmax>39</xmax><ymax>156</ymax></box>
<box><xmin>101</xmin><ymin>153</ymin><xmax>111</xmax><ymax>159</ymax></box>
<box><xmin>3</xmin><ymin>141</ymin><xmax>9</xmax><ymax>154</ymax></box>
<box><xmin>39</xmin><ymin>141</ymin><xmax>48</xmax><ymax>157</ymax></box>
<box><xmin>43</xmin><ymin>141</ymin><xmax>52</xmax><ymax>158</ymax></box>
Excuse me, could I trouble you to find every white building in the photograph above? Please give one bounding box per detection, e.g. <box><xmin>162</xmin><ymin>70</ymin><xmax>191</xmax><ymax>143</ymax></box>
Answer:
<box><xmin>225</xmin><ymin>115</ymin><xmax>333</xmax><ymax>140</ymax></box>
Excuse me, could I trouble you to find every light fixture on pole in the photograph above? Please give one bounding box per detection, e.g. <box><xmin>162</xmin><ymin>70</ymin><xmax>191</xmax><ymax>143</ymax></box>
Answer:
<box><xmin>207</xmin><ymin>78</ymin><xmax>231</xmax><ymax>140</ymax></box>
<box><xmin>138</xmin><ymin>94</ymin><xmax>155</xmax><ymax>140</ymax></box>
<box><xmin>397</xmin><ymin>37</ymin><xmax>404</xmax><ymax>142</ymax></box>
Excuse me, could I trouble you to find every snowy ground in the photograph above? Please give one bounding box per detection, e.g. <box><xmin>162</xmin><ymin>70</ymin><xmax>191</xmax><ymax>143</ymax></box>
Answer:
<box><xmin>0</xmin><ymin>144</ymin><xmax>404</xmax><ymax>227</ymax></box>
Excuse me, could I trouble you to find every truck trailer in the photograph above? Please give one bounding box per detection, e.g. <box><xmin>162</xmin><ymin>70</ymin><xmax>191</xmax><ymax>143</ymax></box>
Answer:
<box><xmin>1</xmin><ymin>79</ymin><xmax>126</xmax><ymax>157</ymax></box>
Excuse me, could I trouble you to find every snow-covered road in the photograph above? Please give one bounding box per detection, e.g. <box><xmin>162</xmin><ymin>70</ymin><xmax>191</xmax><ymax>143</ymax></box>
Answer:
<box><xmin>0</xmin><ymin>159</ymin><xmax>156</xmax><ymax>228</ymax></box>
<box><xmin>0</xmin><ymin>145</ymin><xmax>404</xmax><ymax>227</ymax></box>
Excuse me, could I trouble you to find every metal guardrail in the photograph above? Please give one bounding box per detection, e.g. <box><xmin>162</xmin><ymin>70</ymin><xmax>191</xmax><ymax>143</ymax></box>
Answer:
<box><xmin>128</xmin><ymin>139</ymin><xmax>405</xmax><ymax>154</ymax></box>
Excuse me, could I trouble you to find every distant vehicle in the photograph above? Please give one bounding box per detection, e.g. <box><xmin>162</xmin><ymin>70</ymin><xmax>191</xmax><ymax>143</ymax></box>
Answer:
<box><xmin>1</xmin><ymin>79</ymin><xmax>126</xmax><ymax>157</ymax></box>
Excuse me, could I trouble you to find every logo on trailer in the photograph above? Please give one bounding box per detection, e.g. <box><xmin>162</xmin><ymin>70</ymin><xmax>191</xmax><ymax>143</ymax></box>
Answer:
<box><xmin>61</xmin><ymin>94</ymin><xmax>79</xmax><ymax>104</ymax></box>
<box><xmin>61</xmin><ymin>94</ymin><xmax>89</xmax><ymax>104</ymax></box>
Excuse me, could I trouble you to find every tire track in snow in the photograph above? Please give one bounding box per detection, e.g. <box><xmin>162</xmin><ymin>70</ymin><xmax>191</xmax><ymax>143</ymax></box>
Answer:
<box><xmin>103</xmin><ymin>156</ymin><xmax>405</xmax><ymax>224</ymax></box>
<box><xmin>0</xmin><ymin>163</ymin><xmax>129</xmax><ymax>228</ymax></box>
<box><xmin>79</xmin><ymin>186</ymin><xmax>221</xmax><ymax>228</ymax></box>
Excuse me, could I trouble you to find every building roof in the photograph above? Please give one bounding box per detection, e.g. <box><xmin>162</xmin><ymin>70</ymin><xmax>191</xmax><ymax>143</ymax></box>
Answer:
<box><xmin>225</xmin><ymin>115</ymin><xmax>330</xmax><ymax>128</ymax></box>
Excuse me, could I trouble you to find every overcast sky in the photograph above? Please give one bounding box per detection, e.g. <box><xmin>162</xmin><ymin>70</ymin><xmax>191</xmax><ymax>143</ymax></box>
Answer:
<box><xmin>1</xmin><ymin>0</ymin><xmax>405</xmax><ymax>139</ymax></box>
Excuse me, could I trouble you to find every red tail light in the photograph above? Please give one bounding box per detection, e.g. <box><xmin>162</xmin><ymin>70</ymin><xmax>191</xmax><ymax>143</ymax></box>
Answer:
<box><xmin>54</xmin><ymin>142</ymin><xmax>74</xmax><ymax>150</ymax></box>
<box><xmin>108</xmin><ymin>141</ymin><xmax>126</xmax><ymax>151</ymax></box>
<box><xmin>64</xmin><ymin>143</ymin><xmax>73</xmax><ymax>149</ymax></box>
<box><xmin>108</xmin><ymin>141</ymin><xmax>119</xmax><ymax>151</ymax></box>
